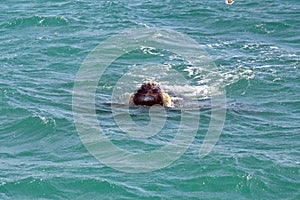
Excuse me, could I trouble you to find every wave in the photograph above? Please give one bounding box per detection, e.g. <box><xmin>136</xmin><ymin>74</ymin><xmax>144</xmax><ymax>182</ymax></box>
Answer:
<box><xmin>1</xmin><ymin>15</ymin><xmax>69</xmax><ymax>29</ymax></box>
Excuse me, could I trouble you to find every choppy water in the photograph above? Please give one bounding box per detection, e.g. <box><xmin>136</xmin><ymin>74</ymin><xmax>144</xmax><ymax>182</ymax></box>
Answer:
<box><xmin>1</xmin><ymin>0</ymin><xmax>299</xmax><ymax>199</ymax></box>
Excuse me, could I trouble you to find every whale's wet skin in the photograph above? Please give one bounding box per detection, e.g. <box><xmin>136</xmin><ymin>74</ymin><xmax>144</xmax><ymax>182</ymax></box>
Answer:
<box><xmin>130</xmin><ymin>82</ymin><xmax>165</xmax><ymax>106</ymax></box>
<box><xmin>129</xmin><ymin>82</ymin><xmax>173</xmax><ymax>107</ymax></box>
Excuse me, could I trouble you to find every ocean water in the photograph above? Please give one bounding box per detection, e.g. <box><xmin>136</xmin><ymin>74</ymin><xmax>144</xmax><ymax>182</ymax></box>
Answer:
<box><xmin>1</xmin><ymin>0</ymin><xmax>299</xmax><ymax>199</ymax></box>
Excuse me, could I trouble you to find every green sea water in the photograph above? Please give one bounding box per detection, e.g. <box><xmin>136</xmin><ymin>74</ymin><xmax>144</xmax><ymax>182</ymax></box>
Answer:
<box><xmin>0</xmin><ymin>0</ymin><xmax>299</xmax><ymax>199</ymax></box>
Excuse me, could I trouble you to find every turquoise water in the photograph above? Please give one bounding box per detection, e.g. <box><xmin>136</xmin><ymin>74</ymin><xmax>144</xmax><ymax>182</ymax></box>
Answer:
<box><xmin>1</xmin><ymin>0</ymin><xmax>299</xmax><ymax>199</ymax></box>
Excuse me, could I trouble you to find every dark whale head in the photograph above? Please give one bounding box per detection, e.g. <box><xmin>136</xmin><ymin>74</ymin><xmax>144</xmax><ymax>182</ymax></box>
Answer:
<box><xmin>132</xmin><ymin>82</ymin><xmax>164</xmax><ymax>106</ymax></box>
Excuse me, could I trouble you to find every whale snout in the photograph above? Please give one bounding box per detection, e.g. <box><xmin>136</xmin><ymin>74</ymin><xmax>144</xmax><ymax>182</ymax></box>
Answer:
<box><xmin>142</xmin><ymin>96</ymin><xmax>155</xmax><ymax>102</ymax></box>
